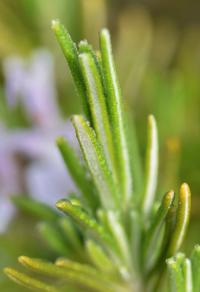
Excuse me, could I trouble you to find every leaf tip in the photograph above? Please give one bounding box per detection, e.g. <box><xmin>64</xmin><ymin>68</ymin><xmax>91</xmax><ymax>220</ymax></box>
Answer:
<box><xmin>18</xmin><ymin>256</ymin><xmax>29</xmax><ymax>266</ymax></box>
<box><xmin>180</xmin><ymin>183</ymin><xmax>191</xmax><ymax>200</ymax></box>
<box><xmin>100</xmin><ymin>28</ymin><xmax>110</xmax><ymax>38</ymax></box>
<box><xmin>51</xmin><ymin>19</ymin><xmax>60</xmax><ymax>31</ymax></box>
<box><xmin>4</xmin><ymin>268</ymin><xmax>20</xmax><ymax>283</ymax></box>
<box><xmin>56</xmin><ymin>136</ymin><xmax>65</xmax><ymax>146</ymax></box>
<box><xmin>56</xmin><ymin>199</ymin><xmax>69</xmax><ymax>211</ymax></box>
<box><xmin>164</xmin><ymin>190</ymin><xmax>175</xmax><ymax>208</ymax></box>
<box><xmin>148</xmin><ymin>114</ymin><xmax>156</xmax><ymax>126</ymax></box>
<box><xmin>4</xmin><ymin>267</ymin><xmax>12</xmax><ymax>276</ymax></box>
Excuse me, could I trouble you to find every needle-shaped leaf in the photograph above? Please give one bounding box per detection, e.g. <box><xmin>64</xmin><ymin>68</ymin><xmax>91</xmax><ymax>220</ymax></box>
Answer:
<box><xmin>100</xmin><ymin>28</ymin><xmax>132</xmax><ymax>209</ymax></box>
<box><xmin>51</xmin><ymin>20</ymin><xmax>90</xmax><ymax>119</ymax></box>
<box><xmin>56</xmin><ymin>199</ymin><xmax>112</xmax><ymax>245</ymax></box>
<box><xmin>130</xmin><ymin>211</ymin><xmax>142</xmax><ymax>272</ymax></box>
<box><xmin>18</xmin><ymin>257</ymin><xmax>117</xmax><ymax>292</ymax></box>
<box><xmin>55</xmin><ymin>257</ymin><xmax>112</xmax><ymax>283</ymax></box>
<box><xmin>37</xmin><ymin>222</ymin><xmax>69</xmax><ymax>256</ymax></box>
<box><xmin>182</xmin><ymin>258</ymin><xmax>193</xmax><ymax>292</ymax></box>
<box><xmin>78</xmin><ymin>41</ymin><xmax>106</xmax><ymax>97</ymax></box>
<box><xmin>126</xmin><ymin>114</ymin><xmax>143</xmax><ymax>202</ymax></box>
<box><xmin>58</xmin><ymin>217</ymin><xmax>82</xmax><ymax>251</ymax></box>
<box><xmin>191</xmin><ymin>245</ymin><xmax>200</xmax><ymax>292</ymax></box>
<box><xmin>79</xmin><ymin>41</ymin><xmax>102</xmax><ymax>77</ymax></box>
<box><xmin>79</xmin><ymin>53</ymin><xmax>117</xmax><ymax>182</ymax></box>
<box><xmin>86</xmin><ymin>240</ymin><xmax>115</xmax><ymax>273</ymax></box>
<box><xmin>72</xmin><ymin>115</ymin><xmax>118</xmax><ymax>209</ymax></box>
<box><xmin>12</xmin><ymin>196</ymin><xmax>59</xmax><ymax>221</ymax></box>
<box><xmin>142</xmin><ymin>115</ymin><xmax>159</xmax><ymax>216</ymax></box>
<box><xmin>166</xmin><ymin>253</ymin><xmax>185</xmax><ymax>292</ymax></box>
<box><xmin>167</xmin><ymin>183</ymin><xmax>191</xmax><ymax>256</ymax></box>
<box><xmin>55</xmin><ymin>258</ymin><xmax>120</xmax><ymax>289</ymax></box>
<box><xmin>56</xmin><ymin>257</ymin><xmax>98</xmax><ymax>276</ymax></box>
<box><xmin>150</xmin><ymin>203</ymin><xmax>177</xmax><ymax>276</ymax></box>
<box><xmin>142</xmin><ymin>191</ymin><xmax>175</xmax><ymax>271</ymax></box>
<box><xmin>4</xmin><ymin>268</ymin><xmax>59</xmax><ymax>292</ymax></box>
<box><xmin>107</xmin><ymin>211</ymin><xmax>132</xmax><ymax>271</ymax></box>
<box><xmin>57</xmin><ymin>136</ymin><xmax>97</xmax><ymax>209</ymax></box>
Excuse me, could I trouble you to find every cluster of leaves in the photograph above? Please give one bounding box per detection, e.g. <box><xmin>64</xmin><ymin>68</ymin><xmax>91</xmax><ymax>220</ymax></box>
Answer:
<box><xmin>4</xmin><ymin>20</ymin><xmax>199</xmax><ymax>292</ymax></box>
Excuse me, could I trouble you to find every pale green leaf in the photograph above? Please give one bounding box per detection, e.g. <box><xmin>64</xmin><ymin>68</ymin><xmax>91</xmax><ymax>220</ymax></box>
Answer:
<box><xmin>191</xmin><ymin>245</ymin><xmax>200</xmax><ymax>292</ymax></box>
<box><xmin>78</xmin><ymin>40</ymin><xmax>102</xmax><ymax>78</ymax></box>
<box><xmin>4</xmin><ymin>268</ymin><xmax>59</xmax><ymax>292</ymax></box>
<box><xmin>86</xmin><ymin>240</ymin><xmax>115</xmax><ymax>273</ymax></box>
<box><xmin>72</xmin><ymin>114</ymin><xmax>119</xmax><ymax>209</ymax></box>
<box><xmin>167</xmin><ymin>183</ymin><xmax>191</xmax><ymax>256</ymax></box>
<box><xmin>58</xmin><ymin>217</ymin><xmax>82</xmax><ymax>251</ymax></box>
<box><xmin>56</xmin><ymin>199</ymin><xmax>112</xmax><ymax>246</ymax></box>
<box><xmin>129</xmin><ymin>211</ymin><xmax>142</xmax><ymax>273</ymax></box>
<box><xmin>37</xmin><ymin>222</ymin><xmax>69</xmax><ymax>256</ymax></box>
<box><xmin>142</xmin><ymin>115</ymin><xmax>159</xmax><ymax>216</ymax></box>
<box><xmin>142</xmin><ymin>190</ymin><xmax>175</xmax><ymax>271</ymax></box>
<box><xmin>100</xmin><ymin>28</ymin><xmax>132</xmax><ymax>209</ymax></box>
<box><xmin>125</xmin><ymin>113</ymin><xmax>143</xmax><ymax>201</ymax></box>
<box><xmin>57</xmin><ymin>136</ymin><xmax>97</xmax><ymax>209</ymax></box>
<box><xmin>107</xmin><ymin>211</ymin><xmax>132</xmax><ymax>272</ymax></box>
<box><xmin>183</xmin><ymin>258</ymin><xmax>193</xmax><ymax>292</ymax></box>
<box><xmin>166</xmin><ymin>254</ymin><xmax>185</xmax><ymax>292</ymax></box>
<box><xmin>79</xmin><ymin>52</ymin><xmax>117</xmax><ymax>182</ymax></box>
<box><xmin>18</xmin><ymin>257</ymin><xmax>118</xmax><ymax>292</ymax></box>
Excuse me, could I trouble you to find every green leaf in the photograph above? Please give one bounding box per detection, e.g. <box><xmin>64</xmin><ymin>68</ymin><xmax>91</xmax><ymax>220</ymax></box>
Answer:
<box><xmin>12</xmin><ymin>196</ymin><xmax>59</xmax><ymax>221</ymax></box>
<box><xmin>166</xmin><ymin>253</ymin><xmax>185</xmax><ymax>292</ymax></box>
<box><xmin>51</xmin><ymin>20</ymin><xmax>90</xmax><ymax>119</ymax></box>
<box><xmin>129</xmin><ymin>211</ymin><xmax>142</xmax><ymax>272</ymax></box>
<box><xmin>167</xmin><ymin>253</ymin><xmax>193</xmax><ymax>292</ymax></box>
<box><xmin>86</xmin><ymin>240</ymin><xmax>115</xmax><ymax>273</ymax></box>
<box><xmin>58</xmin><ymin>217</ymin><xmax>82</xmax><ymax>251</ymax></box>
<box><xmin>18</xmin><ymin>257</ymin><xmax>118</xmax><ymax>292</ymax></box>
<box><xmin>37</xmin><ymin>222</ymin><xmax>69</xmax><ymax>256</ymax></box>
<box><xmin>100</xmin><ymin>28</ymin><xmax>132</xmax><ymax>209</ymax></box>
<box><xmin>4</xmin><ymin>268</ymin><xmax>59</xmax><ymax>292</ymax></box>
<box><xmin>182</xmin><ymin>258</ymin><xmax>193</xmax><ymax>292</ymax></box>
<box><xmin>107</xmin><ymin>211</ymin><xmax>132</xmax><ymax>271</ymax></box>
<box><xmin>56</xmin><ymin>199</ymin><xmax>112</xmax><ymax>245</ymax></box>
<box><xmin>56</xmin><ymin>257</ymin><xmax>110</xmax><ymax>282</ymax></box>
<box><xmin>191</xmin><ymin>245</ymin><xmax>200</xmax><ymax>292</ymax></box>
<box><xmin>72</xmin><ymin>114</ymin><xmax>119</xmax><ymax>209</ymax></box>
<box><xmin>142</xmin><ymin>190</ymin><xmax>175</xmax><ymax>271</ymax></box>
<box><xmin>78</xmin><ymin>41</ymin><xmax>106</xmax><ymax>105</ymax></box>
<box><xmin>125</xmin><ymin>114</ymin><xmax>143</xmax><ymax>202</ymax></box>
<box><xmin>79</xmin><ymin>52</ymin><xmax>117</xmax><ymax>182</ymax></box>
<box><xmin>167</xmin><ymin>183</ymin><xmax>191</xmax><ymax>256</ymax></box>
<box><xmin>142</xmin><ymin>115</ymin><xmax>159</xmax><ymax>216</ymax></box>
<box><xmin>56</xmin><ymin>136</ymin><xmax>97</xmax><ymax>209</ymax></box>
<box><xmin>55</xmin><ymin>257</ymin><xmax>120</xmax><ymax>289</ymax></box>
<box><xmin>78</xmin><ymin>40</ymin><xmax>103</xmax><ymax>79</ymax></box>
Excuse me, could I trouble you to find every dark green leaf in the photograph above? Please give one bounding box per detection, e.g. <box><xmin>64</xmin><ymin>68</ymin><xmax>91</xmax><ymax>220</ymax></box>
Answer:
<box><xmin>51</xmin><ymin>20</ymin><xmax>90</xmax><ymax>119</ymax></box>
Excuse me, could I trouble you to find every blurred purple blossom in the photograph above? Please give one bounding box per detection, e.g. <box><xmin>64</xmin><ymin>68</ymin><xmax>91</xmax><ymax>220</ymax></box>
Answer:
<box><xmin>3</xmin><ymin>49</ymin><xmax>61</xmax><ymax>128</ymax></box>
<box><xmin>0</xmin><ymin>49</ymin><xmax>78</xmax><ymax>232</ymax></box>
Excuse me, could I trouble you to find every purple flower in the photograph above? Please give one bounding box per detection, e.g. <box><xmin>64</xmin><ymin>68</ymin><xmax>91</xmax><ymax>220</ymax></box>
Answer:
<box><xmin>3</xmin><ymin>49</ymin><xmax>61</xmax><ymax>128</ymax></box>
<box><xmin>0</xmin><ymin>49</ymin><xmax>78</xmax><ymax>232</ymax></box>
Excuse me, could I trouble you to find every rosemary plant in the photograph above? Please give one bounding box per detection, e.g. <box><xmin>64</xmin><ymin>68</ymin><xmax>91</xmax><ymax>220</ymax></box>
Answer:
<box><xmin>4</xmin><ymin>20</ymin><xmax>200</xmax><ymax>292</ymax></box>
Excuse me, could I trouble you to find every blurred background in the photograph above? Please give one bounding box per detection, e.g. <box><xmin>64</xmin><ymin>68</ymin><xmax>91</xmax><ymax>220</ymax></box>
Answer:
<box><xmin>0</xmin><ymin>1</ymin><xmax>200</xmax><ymax>290</ymax></box>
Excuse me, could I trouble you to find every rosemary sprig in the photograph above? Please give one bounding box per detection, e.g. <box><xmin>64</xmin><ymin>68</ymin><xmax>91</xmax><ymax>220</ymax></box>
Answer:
<box><xmin>4</xmin><ymin>20</ymin><xmax>197</xmax><ymax>292</ymax></box>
